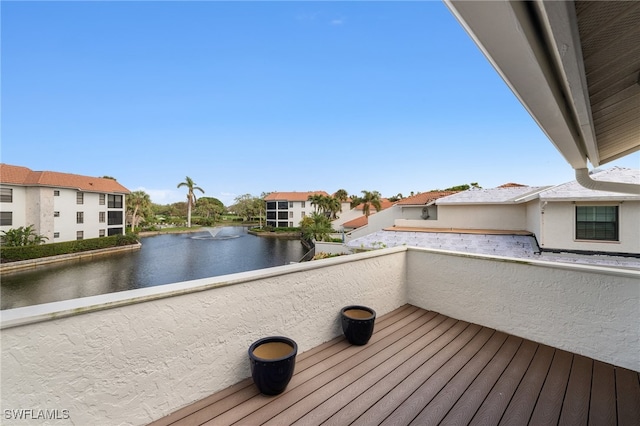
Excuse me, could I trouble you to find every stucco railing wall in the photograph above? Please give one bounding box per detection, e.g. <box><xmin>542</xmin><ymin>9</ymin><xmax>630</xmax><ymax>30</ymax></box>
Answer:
<box><xmin>405</xmin><ymin>247</ymin><xmax>640</xmax><ymax>372</ymax></box>
<box><xmin>0</xmin><ymin>249</ymin><xmax>407</xmax><ymax>426</ymax></box>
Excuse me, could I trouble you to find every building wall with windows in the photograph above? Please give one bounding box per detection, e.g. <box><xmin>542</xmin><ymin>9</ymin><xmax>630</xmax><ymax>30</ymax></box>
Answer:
<box><xmin>264</xmin><ymin>191</ymin><xmax>329</xmax><ymax>228</ymax></box>
<box><xmin>0</xmin><ymin>164</ymin><xmax>130</xmax><ymax>243</ymax></box>
<box><xmin>539</xmin><ymin>201</ymin><xmax>640</xmax><ymax>255</ymax></box>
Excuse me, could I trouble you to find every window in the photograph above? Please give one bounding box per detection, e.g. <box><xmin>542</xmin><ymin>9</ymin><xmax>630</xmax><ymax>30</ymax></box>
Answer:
<box><xmin>76</xmin><ymin>212</ymin><xmax>84</xmax><ymax>224</ymax></box>
<box><xmin>77</xmin><ymin>192</ymin><xmax>84</xmax><ymax>204</ymax></box>
<box><xmin>289</xmin><ymin>211</ymin><xmax>294</xmax><ymax>218</ymax></box>
<box><xmin>99</xmin><ymin>229</ymin><xmax>105</xmax><ymax>237</ymax></box>
<box><xmin>301</xmin><ymin>211</ymin><xmax>306</xmax><ymax>217</ymax></box>
<box><xmin>99</xmin><ymin>194</ymin><xmax>105</xmax><ymax>205</ymax></box>
<box><xmin>108</xmin><ymin>211</ymin><xmax>123</xmax><ymax>225</ymax></box>
<box><xmin>76</xmin><ymin>231</ymin><xmax>84</xmax><ymax>240</ymax></box>
<box><xmin>289</xmin><ymin>221</ymin><xmax>293</xmax><ymax>227</ymax></box>
<box><xmin>54</xmin><ymin>211</ymin><xmax>60</xmax><ymax>217</ymax></box>
<box><xmin>278</xmin><ymin>201</ymin><xmax>288</xmax><ymax>210</ymax></box>
<box><xmin>267</xmin><ymin>211</ymin><xmax>276</xmax><ymax>220</ymax></box>
<box><xmin>278</xmin><ymin>211</ymin><xmax>288</xmax><ymax>220</ymax></box>
<box><xmin>266</xmin><ymin>201</ymin><xmax>276</xmax><ymax>210</ymax></box>
<box><xmin>54</xmin><ymin>190</ymin><xmax>60</xmax><ymax>196</ymax></box>
<box><xmin>576</xmin><ymin>206</ymin><xmax>619</xmax><ymax>241</ymax></box>
<box><xmin>277</xmin><ymin>221</ymin><xmax>288</xmax><ymax>228</ymax></box>
<box><xmin>99</xmin><ymin>212</ymin><xmax>105</xmax><ymax>223</ymax></box>
<box><xmin>108</xmin><ymin>194</ymin><xmax>123</xmax><ymax>208</ymax></box>
<box><xmin>108</xmin><ymin>227</ymin><xmax>123</xmax><ymax>236</ymax></box>
<box><xmin>301</xmin><ymin>201</ymin><xmax>305</xmax><ymax>208</ymax></box>
<box><xmin>1</xmin><ymin>188</ymin><xmax>12</xmax><ymax>203</ymax></box>
<box><xmin>54</xmin><ymin>232</ymin><xmax>60</xmax><ymax>238</ymax></box>
<box><xmin>0</xmin><ymin>212</ymin><xmax>12</xmax><ymax>226</ymax></box>
<box><xmin>289</xmin><ymin>202</ymin><xmax>294</xmax><ymax>208</ymax></box>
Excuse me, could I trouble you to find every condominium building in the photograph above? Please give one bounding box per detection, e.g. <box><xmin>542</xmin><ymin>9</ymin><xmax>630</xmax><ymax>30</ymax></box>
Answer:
<box><xmin>264</xmin><ymin>191</ymin><xmax>329</xmax><ymax>228</ymax></box>
<box><xmin>0</xmin><ymin>164</ymin><xmax>130</xmax><ymax>243</ymax></box>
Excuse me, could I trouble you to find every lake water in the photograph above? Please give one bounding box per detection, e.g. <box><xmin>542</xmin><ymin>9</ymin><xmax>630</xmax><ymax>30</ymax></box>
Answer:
<box><xmin>1</xmin><ymin>226</ymin><xmax>307</xmax><ymax>310</ymax></box>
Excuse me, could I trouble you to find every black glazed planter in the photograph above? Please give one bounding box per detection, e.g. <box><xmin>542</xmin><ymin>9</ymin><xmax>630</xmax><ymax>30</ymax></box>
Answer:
<box><xmin>341</xmin><ymin>305</ymin><xmax>376</xmax><ymax>345</ymax></box>
<box><xmin>248</xmin><ymin>336</ymin><xmax>297</xmax><ymax>395</ymax></box>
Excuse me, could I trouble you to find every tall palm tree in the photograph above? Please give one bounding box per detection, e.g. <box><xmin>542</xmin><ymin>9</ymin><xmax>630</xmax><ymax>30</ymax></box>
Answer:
<box><xmin>126</xmin><ymin>190</ymin><xmax>152</xmax><ymax>232</ymax></box>
<box><xmin>308</xmin><ymin>194</ymin><xmax>325</xmax><ymax>213</ymax></box>
<box><xmin>360</xmin><ymin>190</ymin><xmax>382</xmax><ymax>217</ymax></box>
<box><xmin>177</xmin><ymin>176</ymin><xmax>205</xmax><ymax>227</ymax></box>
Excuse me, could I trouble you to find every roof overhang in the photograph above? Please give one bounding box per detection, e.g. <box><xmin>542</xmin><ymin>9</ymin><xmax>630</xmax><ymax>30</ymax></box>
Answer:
<box><xmin>444</xmin><ymin>0</ymin><xmax>639</xmax><ymax>193</ymax></box>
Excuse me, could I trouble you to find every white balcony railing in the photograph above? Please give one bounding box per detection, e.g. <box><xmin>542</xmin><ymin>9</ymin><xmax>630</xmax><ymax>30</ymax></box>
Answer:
<box><xmin>1</xmin><ymin>247</ymin><xmax>638</xmax><ymax>425</ymax></box>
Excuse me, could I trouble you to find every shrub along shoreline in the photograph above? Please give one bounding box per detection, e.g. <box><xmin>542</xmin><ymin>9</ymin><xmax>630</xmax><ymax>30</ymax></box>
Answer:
<box><xmin>0</xmin><ymin>234</ymin><xmax>139</xmax><ymax>263</ymax></box>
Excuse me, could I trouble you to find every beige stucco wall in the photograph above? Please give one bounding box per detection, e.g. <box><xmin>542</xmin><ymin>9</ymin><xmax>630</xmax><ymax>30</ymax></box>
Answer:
<box><xmin>540</xmin><ymin>200</ymin><xmax>640</xmax><ymax>254</ymax></box>
<box><xmin>396</xmin><ymin>203</ymin><xmax>529</xmax><ymax>230</ymax></box>
<box><xmin>406</xmin><ymin>247</ymin><xmax>640</xmax><ymax>373</ymax></box>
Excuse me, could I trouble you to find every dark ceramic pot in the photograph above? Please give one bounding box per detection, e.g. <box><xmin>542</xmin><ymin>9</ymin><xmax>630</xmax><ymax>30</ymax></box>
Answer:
<box><xmin>341</xmin><ymin>305</ymin><xmax>376</xmax><ymax>345</ymax></box>
<box><xmin>248</xmin><ymin>336</ymin><xmax>297</xmax><ymax>395</ymax></box>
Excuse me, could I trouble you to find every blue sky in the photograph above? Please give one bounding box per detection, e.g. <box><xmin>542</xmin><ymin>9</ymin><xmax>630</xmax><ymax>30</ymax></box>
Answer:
<box><xmin>2</xmin><ymin>1</ymin><xmax>638</xmax><ymax>206</ymax></box>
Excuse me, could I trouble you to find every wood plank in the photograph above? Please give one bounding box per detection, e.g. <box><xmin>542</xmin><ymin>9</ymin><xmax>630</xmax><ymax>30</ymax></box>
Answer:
<box><xmin>559</xmin><ymin>354</ymin><xmax>593</xmax><ymax>426</ymax></box>
<box><xmin>439</xmin><ymin>335</ymin><xmax>523</xmax><ymax>426</ymax></box>
<box><xmin>616</xmin><ymin>366</ymin><xmax>640</xmax><ymax>426</ymax></box>
<box><xmin>216</xmin><ymin>310</ymin><xmax>441</xmax><ymax>425</ymax></box>
<box><xmin>350</xmin><ymin>322</ymin><xmax>480</xmax><ymax>426</ymax></box>
<box><xmin>529</xmin><ymin>349</ymin><xmax>573</xmax><ymax>425</ymax></box>
<box><xmin>152</xmin><ymin>304</ymin><xmax>417</xmax><ymax>425</ymax></box>
<box><xmin>589</xmin><ymin>360</ymin><xmax>617</xmax><ymax>426</ymax></box>
<box><xmin>384</xmin><ymin>326</ymin><xmax>494</xmax><ymax>425</ymax></box>
<box><xmin>280</xmin><ymin>315</ymin><xmax>456</xmax><ymax>426</ymax></box>
<box><xmin>469</xmin><ymin>339</ymin><xmax>538</xmax><ymax>425</ymax></box>
<box><xmin>318</xmin><ymin>317</ymin><xmax>466</xmax><ymax>426</ymax></box>
<box><xmin>499</xmin><ymin>345</ymin><xmax>555</xmax><ymax>425</ymax></box>
<box><xmin>409</xmin><ymin>331</ymin><xmax>509</xmax><ymax>425</ymax></box>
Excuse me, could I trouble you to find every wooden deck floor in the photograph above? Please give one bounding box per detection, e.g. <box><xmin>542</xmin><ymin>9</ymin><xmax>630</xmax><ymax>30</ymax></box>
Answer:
<box><xmin>150</xmin><ymin>305</ymin><xmax>640</xmax><ymax>426</ymax></box>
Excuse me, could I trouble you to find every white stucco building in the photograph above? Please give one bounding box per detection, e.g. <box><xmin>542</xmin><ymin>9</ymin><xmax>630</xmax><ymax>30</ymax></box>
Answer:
<box><xmin>0</xmin><ymin>164</ymin><xmax>130</xmax><ymax>243</ymax></box>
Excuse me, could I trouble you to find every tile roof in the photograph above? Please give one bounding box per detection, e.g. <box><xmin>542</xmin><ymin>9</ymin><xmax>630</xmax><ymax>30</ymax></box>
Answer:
<box><xmin>395</xmin><ymin>191</ymin><xmax>459</xmax><ymax>205</ymax></box>
<box><xmin>354</xmin><ymin>198</ymin><xmax>395</xmax><ymax>211</ymax></box>
<box><xmin>540</xmin><ymin>167</ymin><xmax>640</xmax><ymax>201</ymax></box>
<box><xmin>348</xmin><ymin>229</ymin><xmax>640</xmax><ymax>269</ymax></box>
<box><xmin>342</xmin><ymin>215</ymin><xmax>369</xmax><ymax>229</ymax></box>
<box><xmin>264</xmin><ymin>191</ymin><xmax>330</xmax><ymax>202</ymax></box>
<box><xmin>436</xmin><ymin>185</ymin><xmax>549</xmax><ymax>205</ymax></box>
<box><xmin>0</xmin><ymin>164</ymin><xmax>130</xmax><ymax>194</ymax></box>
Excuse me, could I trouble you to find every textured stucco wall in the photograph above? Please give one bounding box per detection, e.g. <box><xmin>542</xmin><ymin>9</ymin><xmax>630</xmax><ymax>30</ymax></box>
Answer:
<box><xmin>0</xmin><ymin>249</ymin><xmax>407</xmax><ymax>426</ymax></box>
<box><xmin>406</xmin><ymin>247</ymin><xmax>640</xmax><ymax>372</ymax></box>
<box><xmin>541</xmin><ymin>201</ymin><xmax>640</xmax><ymax>254</ymax></box>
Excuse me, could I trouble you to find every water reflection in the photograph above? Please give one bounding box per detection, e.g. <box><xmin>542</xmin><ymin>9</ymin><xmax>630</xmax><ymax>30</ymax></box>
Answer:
<box><xmin>1</xmin><ymin>227</ymin><xmax>306</xmax><ymax>310</ymax></box>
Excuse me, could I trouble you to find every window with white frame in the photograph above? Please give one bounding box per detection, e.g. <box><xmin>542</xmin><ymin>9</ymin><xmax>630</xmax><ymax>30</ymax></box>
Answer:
<box><xmin>54</xmin><ymin>211</ymin><xmax>60</xmax><ymax>217</ymax></box>
<box><xmin>76</xmin><ymin>231</ymin><xmax>84</xmax><ymax>240</ymax></box>
<box><xmin>99</xmin><ymin>212</ymin><xmax>105</xmax><ymax>223</ymax></box>
<box><xmin>575</xmin><ymin>205</ymin><xmax>619</xmax><ymax>241</ymax></box>
<box><xmin>289</xmin><ymin>211</ymin><xmax>294</xmax><ymax>218</ymax></box>
<box><xmin>77</xmin><ymin>192</ymin><xmax>84</xmax><ymax>204</ymax></box>
<box><xmin>301</xmin><ymin>201</ymin><xmax>305</xmax><ymax>208</ymax></box>
<box><xmin>99</xmin><ymin>194</ymin><xmax>105</xmax><ymax>205</ymax></box>
<box><xmin>108</xmin><ymin>194</ymin><xmax>122</xmax><ymax>208</ymax></box>
<box><xmin>54</xmin><ymin>190</ymin><xmax>60</xmax><ymax>196</ymax></box>
<box><xmin>54</xmin><ymin>232</ymin><xmax>60</xmax><ymax>238</ymax></box>
<box><xmin>76</xmin><ymin>212</ymin><xmax>84</xmax><ymax>224</ymax></box>
<box><xmin>99</xmin><ymin>229</ymin><xmax>105</xmax><ymax>237</ymax></box>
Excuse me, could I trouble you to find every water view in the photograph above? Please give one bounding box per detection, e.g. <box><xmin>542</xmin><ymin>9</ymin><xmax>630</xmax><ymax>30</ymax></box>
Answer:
<box><xmin>1</xmin><ymin>226</ymin><xmax>307</xmax><ymax>310</ymax></box>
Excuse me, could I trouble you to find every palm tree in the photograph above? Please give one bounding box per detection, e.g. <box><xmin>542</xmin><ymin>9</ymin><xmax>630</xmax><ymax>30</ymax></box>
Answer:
<box><xmin>127</xmin><ymin>190</ymin><xmax>152</xmax><ymax>232</ymax></box>
<box><xmin>308</xmin><ymin>194</ymin><xmax>326</xmax><ymax>214</ymax></box>
<box><xmin>360</xmin><ymin>190</ymin><xmax>382</xmax><ymax>217</ymax></box>
<box><xmin>177</xmin><ymin>176</ymin><xmax>205</xmax><ymax>227</ymax></box>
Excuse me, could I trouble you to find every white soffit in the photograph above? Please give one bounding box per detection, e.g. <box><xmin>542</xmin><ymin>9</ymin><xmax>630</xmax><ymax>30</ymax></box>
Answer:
<box><xmin>444</xmin><ymin>0</ymin><xmax>640</xmax><ymax>169</ymax></box>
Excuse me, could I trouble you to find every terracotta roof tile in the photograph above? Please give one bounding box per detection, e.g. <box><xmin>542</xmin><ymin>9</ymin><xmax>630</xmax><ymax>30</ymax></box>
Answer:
<box><xmin>354</xmin><ymin>198</ymin><xmax>394</xmax><ymax>211</ymax></box>
<box><xmin>395</xmin><ymin>191</ymin><xmax>459</xmax><ymax>205</ymax></box>
<box><xmin>264</xmin><ymin>191</ymin><xmax>330</xmax><ymax>201</ymax></box>
<box><xmin>343</xmin><ymin>215</ymin><xmax>368</xmax><ymax>229</ymax></box>
<box><xmin>0</xmin><ymin>164</ymin><xmax>130</xmax><ymax>194</ymax></box>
